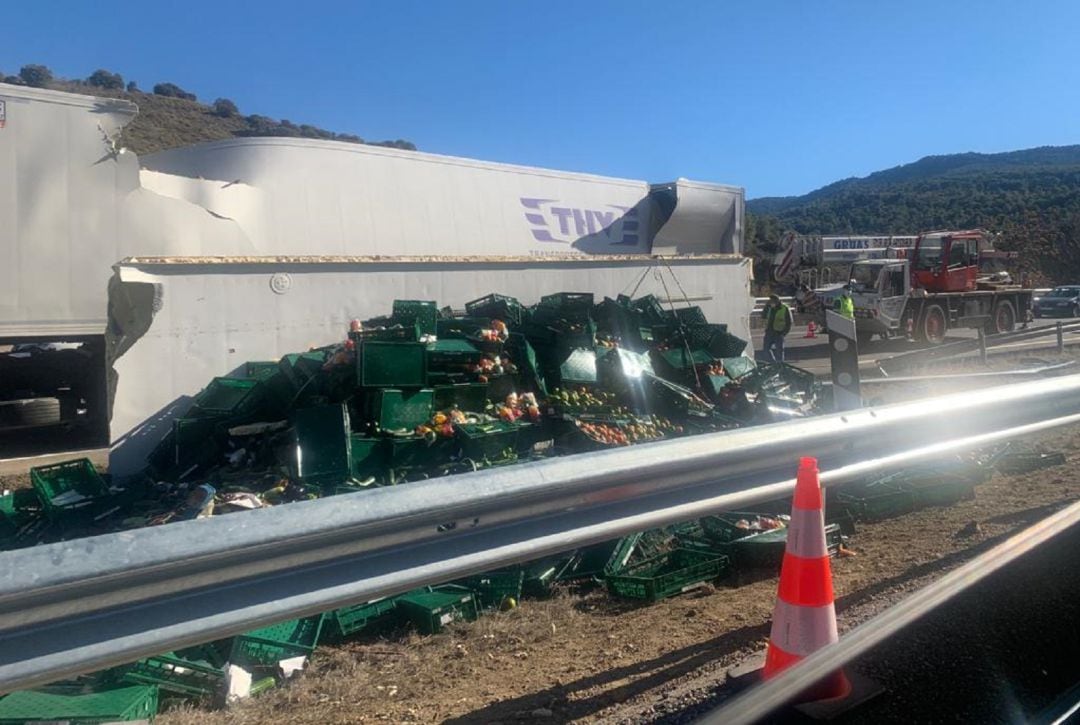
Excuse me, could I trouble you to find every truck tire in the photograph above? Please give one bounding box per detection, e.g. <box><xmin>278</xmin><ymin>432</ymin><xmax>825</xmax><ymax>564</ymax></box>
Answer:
<box><xmin>989</xmin><ymin>300</ymin><xmax>1017</xmax><ymax>334</ymax></box>
<box><xmin>920</xmin><ymin>304</ymin><xmax>947</xmax><ymax>345</ymax></box>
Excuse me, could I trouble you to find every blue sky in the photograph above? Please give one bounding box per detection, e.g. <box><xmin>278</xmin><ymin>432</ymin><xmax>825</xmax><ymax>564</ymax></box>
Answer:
<box><xmin>3</xmin><ymin>1</ymin><xmax>1078</xmax><ymax>197</ymax></box>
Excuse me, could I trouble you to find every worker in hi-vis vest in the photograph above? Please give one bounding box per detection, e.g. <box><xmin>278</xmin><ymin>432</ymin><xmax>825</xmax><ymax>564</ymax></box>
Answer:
<box><xmin>762</xmin><ymin>294</ymin><xmax>794</xmax><ymax>362</ymax></box>
<box><xmin>834</xmin><ymin>285</ymin><xmax>855</xmax><ymax>320</ymax></box>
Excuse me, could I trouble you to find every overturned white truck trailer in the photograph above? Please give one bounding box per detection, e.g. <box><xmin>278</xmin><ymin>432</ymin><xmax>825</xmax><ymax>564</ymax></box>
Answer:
<box><xmin>0</xmin><ymin>83</ymin><xmax>753</xmax><ymax>472</ymax></box>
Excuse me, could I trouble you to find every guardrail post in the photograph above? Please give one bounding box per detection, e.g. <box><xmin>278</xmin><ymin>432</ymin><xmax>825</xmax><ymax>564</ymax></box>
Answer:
<box><xmin>1058</xmin><ymin>322</ymin><xmax>1065</xmax><ymax>353</ymax></box>
<box><xmin>978</xmin><ymin>328</ymin><xmax>988</xmax><ymax>366</ymax></box>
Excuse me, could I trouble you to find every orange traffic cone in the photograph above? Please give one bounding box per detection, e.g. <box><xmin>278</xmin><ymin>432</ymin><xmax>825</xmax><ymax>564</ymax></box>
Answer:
<box><xmin>763</xmin><ymin>457</ymin><xmax>850</xmax><ymax>701</ymax></box>
<box><xmin>804</xmin><ymin>321</ymin><xmax>817</xmax><ymax>339</ymax></box>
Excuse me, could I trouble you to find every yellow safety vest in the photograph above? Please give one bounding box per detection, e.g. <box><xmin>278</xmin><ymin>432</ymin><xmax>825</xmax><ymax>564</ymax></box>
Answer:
<box><xmin>836</xmin><ymin>295</ymin><xmax>854</xmax><ymax>319</ymax></box>
<box><xmin>771</xmin><ymin>303</ymin><xmax>790</xmax><ymax>332</ymax></box>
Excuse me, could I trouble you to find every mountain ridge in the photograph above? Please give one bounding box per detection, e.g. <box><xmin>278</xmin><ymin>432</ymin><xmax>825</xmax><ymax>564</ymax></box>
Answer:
<box><xmin>749</xmin><ymin>145</ymin><xmax>1080</xmax><ymax>215</ymax></box>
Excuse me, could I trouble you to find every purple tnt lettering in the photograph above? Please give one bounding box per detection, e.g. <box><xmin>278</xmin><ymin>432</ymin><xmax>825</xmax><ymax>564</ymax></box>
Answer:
<box><xmin>550</xmin><ymin>207</ymin><xmax>572</xmax><ymax>235</ymax></box>
<box><xmin>571</xmin><ymin>208</ymin><xmax>587</xmax><ymax>236</ymax></box>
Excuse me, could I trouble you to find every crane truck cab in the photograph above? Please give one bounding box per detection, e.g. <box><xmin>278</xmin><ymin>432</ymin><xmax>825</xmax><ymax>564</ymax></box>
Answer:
<box><xmin>911</xmin><ymin>230</ymin><xmax>983</xmax><ymax>293</ymax></box>
<box><xmin>813</xmin><ymin>230</ymin><xmax>1030</xmax><ymax>345</ymax></box>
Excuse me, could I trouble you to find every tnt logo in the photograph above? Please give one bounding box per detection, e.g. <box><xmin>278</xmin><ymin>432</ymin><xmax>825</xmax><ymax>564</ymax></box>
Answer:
<box><xmin>520</xmin><ymin>197</ymin><xmax>639</xmax><ymax>245</ymax></box>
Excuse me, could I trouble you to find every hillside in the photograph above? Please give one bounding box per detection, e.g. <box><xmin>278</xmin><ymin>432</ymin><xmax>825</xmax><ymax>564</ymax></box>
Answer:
<box><xmin>0</xmin><ymin>64</ymin><xmax>415</xmax><ymax>156</ymax></box>
<box><xmin>749</xmin><ymin>146</ymin><xmax>1080</xmax><ymax>216</ymax></box>
<box><xmin>747</xmin><ymin>146</ymin><xmax>1080</xmax><ymax>286</ymax></box>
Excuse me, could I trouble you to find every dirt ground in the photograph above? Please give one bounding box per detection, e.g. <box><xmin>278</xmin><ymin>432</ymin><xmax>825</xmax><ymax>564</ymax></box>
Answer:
<box><xmin>152</xmin><ymin>419</ymin><xmax>1080</xmax><ymax>725</ymax></box>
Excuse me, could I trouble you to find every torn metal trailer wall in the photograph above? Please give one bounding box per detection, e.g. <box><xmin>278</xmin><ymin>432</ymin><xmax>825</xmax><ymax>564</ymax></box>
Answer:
<box><xmin>0</xmin><ymin>83</ymin><xmax>256</xmax><ymax>338</ymax></box>
<box><xmin>0</xmin><ymin>84</ymin><xmax>136</xmax><ymax>338</ymax></box>
<box><xmin>107</xmin><ymin>255</ymin><xmax>754</xmax><ymax>475</ymax></box>
<box><xmin>142</xmin><ymin>138</ymin><xmax>745</xmax><ymax>258</ymax></box>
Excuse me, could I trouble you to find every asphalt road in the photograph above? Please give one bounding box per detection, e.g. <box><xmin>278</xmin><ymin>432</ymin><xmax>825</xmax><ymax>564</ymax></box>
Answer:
<box><xmin>751</xmin><ymin>317</ymin><xmax>1075</xmax><ymax>376</ymax></box>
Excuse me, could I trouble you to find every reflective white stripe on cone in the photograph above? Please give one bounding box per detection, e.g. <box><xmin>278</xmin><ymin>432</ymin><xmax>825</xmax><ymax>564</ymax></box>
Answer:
<box><xmin>769</xmin><ymin>598</ymin><xmax>840</xmax><ymax>658</ymax></box>
<box><xmin>786</xmin><ymin>507</ymin><xmax>830</xmax><ymax>559</ymax></box>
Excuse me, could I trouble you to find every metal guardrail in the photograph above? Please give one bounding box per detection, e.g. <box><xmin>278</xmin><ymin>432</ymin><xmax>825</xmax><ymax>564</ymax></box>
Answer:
<box><xmin>878</xmin><ymin>321</ymin><xmax>1080</xmax><ymax>374</ymax></box>
<box><xmin>3</xmin><ymin>376</ymin><xmax>1080</xmax><ymax>692</ymax></box>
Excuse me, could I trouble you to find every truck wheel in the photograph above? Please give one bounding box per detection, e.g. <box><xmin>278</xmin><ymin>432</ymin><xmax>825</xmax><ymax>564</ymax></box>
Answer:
<box><xmin>920</xmin><ymin>304</ymin><xmax>947</xmax><ymax>344</ymax></box>
<box><xmin>856</xmin><ymin>331</ymin><xmax>873</xmax><ymax>348</ymax></box>
<box><xmin>990</xmin><ymin>300</ymin><xmax>1016</xmax><ymax>334</ymax></box>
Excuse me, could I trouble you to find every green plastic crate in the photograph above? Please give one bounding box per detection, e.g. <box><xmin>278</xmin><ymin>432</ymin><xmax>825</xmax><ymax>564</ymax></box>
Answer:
<box><xmin>397</xmin><ymin>586</ymin><xmax>478</xmax><ymax>634</ymax></box>
<box><xmin>29</xmin><ymin>459</ymin><xmax>109</xmax><ymax>518</ymax></box>
<box><xmin>901</xmin><ymin>475</ymin><xmax>977</xmax><ymax>508</ymax></box>
<box><xmin>349</xmin><ymin>435</ymin><xmax>387</xmax><ymax>478</ymax></box>
<box><xmin>504</xmin><ymin>333</ymin><xmax>546</xmax><ymax>394</ymax></box>
<box><xmin>173</xmin><ymin>416</ymin><xmax>225</xmax><ymax>471</ymax></box>
<box><xmin>730</xmin><ymin>524</ymin><xmax>843</xmax><ymax>569</ymax></box>
<box><xmin>837</xmin><ymin>483</ymin><xmax>919</xmax><ymax>522</ymax></box>
<box><xmin>278</xmin><ymin>351</ymin><xmax>330</xmax><ymax>404</ymax></box>
<box><xmin>458</xmin><ymin>570</ymin><xmax>524</xmax><ymax>610</ymax></box>
<box><xmin>0</xmin><ymin>685</ymin><xmax>159</xmax><ymax>724</ymax></box>
<box><xmin>112</xmin><ymin>652</ymin><xmax>224</xmax><ymax>698</ymax></box>
<box><xmin>657</xmin><ymin>347</ymin><xmax>717</xmax><ymax>372</ymax></box>
<box><xmin>632</xmin><ymin>294</ymin><xmax>667</xmax><ymax>324</ymax></box>
<box><xmin>190</xmin><ymin>377</ymin><xmax>266</xmax><ymax>419</ymax></box>
<box><xmin>708</xmin><ymin>330</ymin><xmax>750</xmax><ymax>358</ymax></box>
<box><xmin>606</xmin><ymin>549</ymin><xmax>728</xmax><ymax>602</ymax></box>
<box><xmin>358</xmin><ymin>341</ymin><xmax>427</xmax><ymax>388</ymax></box>
<box><xmin>365</xmin><ymin>388</ymin><xmax>434</xmax><ymax>431</ymax></box>
<box><xmin>323</xmin><ymin>597</ymin><xmax>400</xmax><ymax>640</ymax></box>
<box><xmin>645</xmin><ymin>375</ymin><xmax>715</xmax><ymax>419</ymax></box>
<box><xmin>457</xmin><ymin>421</ymin><xmax>520</xmax><ymax>461</ymax></box>
<box><xmin>392</xmin><ymin>299</ymin><xmax>438</xmax><ymax>336</ymax></box>
<box><xmin>386</xmin><ymin>435</ymin><xmax>456</xmax><ymax>468</ymax></box>
<box><xmin>603</xmin><ymin>530</ymin><xmax>672</xmax><ymax>576</ymax></box>
<box><xmin>538</xmin><ymin>292</ymin><xmax>594</xmax><ymax>315</ymax></box>
<box><xmin>720</xmin><ymin>356</ymin><xmax>756</xmax><ymax>380</ymax></box>
<box><xmin>521</xmin><ymin>556</ymin><xmax>577</xmax><ymax>596</ymax></box>
<box><xmin>543</xmin><ymin>347</ymin><xmax>598</xmax><ymax>390</ymax></box>
<box><xmin>294</xmin><ymin>404</ymin><xmax>352</xmax><ymax>484</ymax></box>
<box><xmin>705</xmin><ymin>374</ymin><xmax>733</xmax><ymax>398</ymax></box>
<box><xmin>230</xmin><ymin>615</ymin><xmax>325</xmax><ymax>668</ymax></box>
<box><xmin>432</xmin><ymin>383</ymin><xmax>489</xmax><ymax>413</ymax></box>
<box><xmin>426</xmin><ymin>339</ymin><xmax>485</xmax><ymax>370</ymax></box>
<box><xmin>435</xmin><ymin>317</ymin><xmax>492</xmax><ymax>340</ymax></box>
<box><xmin>465</xmin><ymin>293</ymin><xmax>527</xmax><ymax>326</ymax></box>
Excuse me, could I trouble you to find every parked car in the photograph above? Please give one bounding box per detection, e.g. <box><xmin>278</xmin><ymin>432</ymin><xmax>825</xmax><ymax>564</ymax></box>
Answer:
<box><xmin>1033</xmin><ymin>286</ymin><xmax>1080</xmax><ymax>318</ymax></box>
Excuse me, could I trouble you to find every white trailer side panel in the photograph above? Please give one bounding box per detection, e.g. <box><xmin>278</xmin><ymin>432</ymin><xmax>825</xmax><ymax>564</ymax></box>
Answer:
<box><xmin>108</xmin><ymin>255</ymin><xmax>753</xmax><ymax>474</ymax></box>
<box><xmin>0</xmin><ymin>85</ymin><xmax>137</xmax><ymax>336</ymax></box>
<box><xmin>142</xmin><ymin>138</ymin><xmax>744</xmax><ymax>258</ymax></box>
